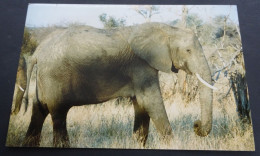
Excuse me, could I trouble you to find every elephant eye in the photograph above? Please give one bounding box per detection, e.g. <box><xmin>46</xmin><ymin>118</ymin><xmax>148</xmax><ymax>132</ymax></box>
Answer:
<box><xmin>186</xmin><ymin>49</ymin><xmax>191</xmax><ymax>53</ymax></box>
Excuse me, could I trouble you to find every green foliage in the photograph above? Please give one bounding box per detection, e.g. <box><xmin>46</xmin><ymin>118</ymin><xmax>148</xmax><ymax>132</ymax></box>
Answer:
<box><xmin>168</xmin><ymin>13</ymin><xmax>239</xmax><ymax>46</ymax></box>
<box><xmin>169</xmin><ymin>19</ymin><xmax>180</xmax><ymax>26</ymax></box>
<box><xmin>213</xmin><ymin>15</ymin><xmax>227</xmax><ymax>25</ymax></box>
<box><xmin>198</xmin><ymin>23</ymin><xmax>216</xmax><ymax>45</ymax></box>
<box><xmin>134</xmin><ymin>5</ymin><xmax>160</xmax><ymax>22</ymax></box>
<box><xmin>99</xmin><ymin>13</ymin><xmax>126</xmax><ymax>29</ymax></box>
<box><xmin>21</xmin><ymin>28</ymin><xmax>38</xmax><ymax>56</ymax></box>
<box><xmin>137</xmin><ymin>5</ymin><xmax>159</xmax><ymax>17</ymax></box>
<box><xmin>186</xmin><ymin>14</ymin><xmax>203</xmax><ymax>29</ymax></box>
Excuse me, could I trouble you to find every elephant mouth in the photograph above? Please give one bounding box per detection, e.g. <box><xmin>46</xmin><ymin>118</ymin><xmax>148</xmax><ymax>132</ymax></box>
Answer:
<box><xmin>195</xmin><ymin>73</ymin><xmax>217</xmax><ymax>90</ymax></box>
<box><xmin>171</xmin><ymin>62</ymin><xmax>179</xmax><ymax>73</ymax></box>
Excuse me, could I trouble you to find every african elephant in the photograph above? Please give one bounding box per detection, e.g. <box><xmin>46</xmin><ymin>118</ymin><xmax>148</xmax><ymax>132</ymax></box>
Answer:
<box><xmin>12</xmin><ymin>28</ymin><xmax>37</xmax><ymax>115</ymax></box>
<box><xmin>12</xmin><ymin>56</ymin><xmax>27</xmax><ymax>114</ymax></box>
<box><xmin>19</xmin><ymin>22</ymin><xmax>215</xmax><ymax>147</ymax></box>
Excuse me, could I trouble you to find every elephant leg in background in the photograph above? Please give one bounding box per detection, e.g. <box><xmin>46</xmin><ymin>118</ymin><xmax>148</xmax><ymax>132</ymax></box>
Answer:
<box><xmin>133</xmin><ymin>68</ymin><xmax>174</xmax><ymax>146</ymax></box>
<box><xmin>132</xmin><ymin>97</ymin><xmax>150</xmax><ymax>147</ymax></box>
<box><xmin>50</xmin><ymin>108</ymin><xmax>70</xmax><ymax>148</ymax></box>
<box><xmin>23</xmin><ymin>100</ymin><xmax>48</xmax><ymax>147</ymax></box>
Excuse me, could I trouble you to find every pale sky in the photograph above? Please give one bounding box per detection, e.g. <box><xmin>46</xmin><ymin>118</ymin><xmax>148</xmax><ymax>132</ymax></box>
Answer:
<box><xmin>25</xmin><ymin>4</ymin><xmax>239</xmax><ymax>28</ymax></box>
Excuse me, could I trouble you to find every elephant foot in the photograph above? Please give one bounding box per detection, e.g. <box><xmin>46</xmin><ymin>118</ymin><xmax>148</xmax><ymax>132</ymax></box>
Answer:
<box><xmin>53</xmin><ymin>142</ymin><xmax>70</xmax><ymax>148</ymax></box>
<box><xmin>159</xmin><ymin>134</ymin><xmax>174</xmax><ymax>149</ymax></box>
<box><xmin>133</xmin><ymin>131</ymin><xmax>147</xmax><ymax>148</ymax></box>
<box><xmin>194</xmin><ymin>120</ymin><xmax>211</xmax><ymax>137</ymax></box>
<box><xmin>53</xmin><ymin>138</ymin><xmax>70</xmax><ymax>148</ymax></box>
<box><xmin>22</xmin><ymin>135</ymin><xmax>41</xmax><ymax>147</ymax></box>
<box><xmin>53</xmin><ymin>134</ymin><xmax>70</xmax><ymax>148</ymax></box>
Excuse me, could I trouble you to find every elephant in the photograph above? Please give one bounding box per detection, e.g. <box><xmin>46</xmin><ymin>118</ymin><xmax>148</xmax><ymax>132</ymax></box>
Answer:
<box><xmin>12</xmin><ymin>55</ymin><xmax>27</xmax><ymax>115</ymax></box>
<box><xmin>19</xmin><ymin>22</ymin><xmax>216</xmax><ymax>147</ymax></box>
<box><xmin>12</xmin><ymin>28</ymin><xmax>37</xmax><ymax>115</ymax></box>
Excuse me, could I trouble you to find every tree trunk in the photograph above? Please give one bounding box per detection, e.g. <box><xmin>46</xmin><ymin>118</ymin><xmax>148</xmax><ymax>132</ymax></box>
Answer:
<box><xmin>230</xmin><ymin>73</ymin><xmax>251</xmax><ymax>123</ymax></box>
<box><xmin>181</xmin><ymin>5</ymin><xmax>188</xmax><ymax>28</ymax></box>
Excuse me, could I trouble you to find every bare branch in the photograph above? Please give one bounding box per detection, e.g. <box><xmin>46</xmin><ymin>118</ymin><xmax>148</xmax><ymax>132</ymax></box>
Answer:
<box><xmin>213</xmin><ymin>49</ymin><xmax>241</xmax><ymax>76</ymax></box>
<box><xmin>214</xmin><ymin>44</ymin><xmax>226</xmax><ymax>66</ymax></box>
<box><xmin>228</xmin><ymin>17</ymin><xmax>242</xmax><ymax>42</ymax></box>
<box><xmin>218</xmin><ymin>80</ymin><xmax>232</xmax><ymax>102</ymax></box>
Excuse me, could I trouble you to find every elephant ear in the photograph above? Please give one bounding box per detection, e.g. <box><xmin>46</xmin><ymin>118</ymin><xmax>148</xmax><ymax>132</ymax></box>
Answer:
<box><xmin>129</xmin><ymin>26</ymin><xmax>173</xmax><ymax>73</ymax></box>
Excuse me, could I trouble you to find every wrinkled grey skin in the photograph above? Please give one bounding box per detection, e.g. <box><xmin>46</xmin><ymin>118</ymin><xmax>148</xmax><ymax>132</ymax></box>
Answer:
<box><xmin>20</xmin><ymin>23</ymin><xmax>213</xmax><ymax>147</ymax></box>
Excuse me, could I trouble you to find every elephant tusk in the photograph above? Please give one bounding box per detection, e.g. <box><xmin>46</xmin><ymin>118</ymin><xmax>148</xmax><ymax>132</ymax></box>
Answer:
<box><xmin>18</xmin><ymin>85</ymin><xmax>25</xmax><ymax>92</ymax></box>
<box><xmin>195</xmin><ymin>73</ymin><xmax>217</xmax><ymax>90</ymax></box>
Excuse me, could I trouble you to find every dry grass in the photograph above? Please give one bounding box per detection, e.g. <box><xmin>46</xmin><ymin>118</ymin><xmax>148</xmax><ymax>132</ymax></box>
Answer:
<box><xmin>6</xmin><ymin>72</ymin><xmax>255</xmax><ymax>150</ymax></box>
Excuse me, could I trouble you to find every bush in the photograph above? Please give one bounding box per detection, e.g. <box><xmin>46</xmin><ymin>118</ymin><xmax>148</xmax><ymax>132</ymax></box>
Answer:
<box><xmin>21</xmin><ymin>28</ymin><xmax>38</xmax><ymax>56</ymax></box>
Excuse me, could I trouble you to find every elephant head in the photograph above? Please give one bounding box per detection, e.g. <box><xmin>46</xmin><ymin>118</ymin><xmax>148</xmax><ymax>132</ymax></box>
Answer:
<box><xmin>129</xmin><ymin>23</ymin><xmax>214</xmax><ymax>136</ymax></box>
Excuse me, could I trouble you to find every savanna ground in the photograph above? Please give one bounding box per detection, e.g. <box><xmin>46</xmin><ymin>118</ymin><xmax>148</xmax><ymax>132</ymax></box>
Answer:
<box><xmin>6</xmin><ymin>70</ymin><xmax>255</xmax><ymax>150</ymax></box>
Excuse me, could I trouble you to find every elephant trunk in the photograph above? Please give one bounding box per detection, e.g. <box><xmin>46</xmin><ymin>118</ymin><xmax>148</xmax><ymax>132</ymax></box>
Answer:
<box><xmin>193</xmin><ymin>57</ymin><xmax>213</xmax><ymax>137</ymax></box>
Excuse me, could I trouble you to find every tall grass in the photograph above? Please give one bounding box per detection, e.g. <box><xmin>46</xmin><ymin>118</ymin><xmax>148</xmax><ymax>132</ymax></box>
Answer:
<box><xmin>6</xmin><ymin>72</ymin><xmax>255</xmax><ymax>150</ymax></box>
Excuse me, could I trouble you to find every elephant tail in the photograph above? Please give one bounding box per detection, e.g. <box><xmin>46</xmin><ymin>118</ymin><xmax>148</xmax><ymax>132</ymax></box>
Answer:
<box><xmin>23</xmin><ymin>57</ymin><xmax>37</xmax><ymax>114</ymax></box>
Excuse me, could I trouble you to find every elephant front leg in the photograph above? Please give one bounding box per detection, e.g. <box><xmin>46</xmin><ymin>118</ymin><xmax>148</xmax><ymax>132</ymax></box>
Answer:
<box><xmin>141</xmin><ymin>96</ymin><xmax>174</xmax><ymax>147</ymax></box>
<box><xmin>133</xmin><ymin>71</ymin><xmax>174</xmax><ymax>147</ymax></box>
<box><xmin>132</xmin><ymin>97</ymin><xmax>150</xmax><ymax>147</ymax></box>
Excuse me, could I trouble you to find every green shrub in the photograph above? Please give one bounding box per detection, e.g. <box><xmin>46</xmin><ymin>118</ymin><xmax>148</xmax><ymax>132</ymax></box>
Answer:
<box><xmin>21</xmin><ymin>28</ymin><xmax>38</xmax><ymax>56</ymax></box>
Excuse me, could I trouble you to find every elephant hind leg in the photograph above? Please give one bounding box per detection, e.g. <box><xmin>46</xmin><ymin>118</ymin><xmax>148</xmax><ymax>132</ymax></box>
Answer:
<box><xmin>23</xmin><ymin>101</ymin><xmax>48</xmax><ymax>147</ymax></box>
<box><xmin>50</xmin><ymin>109</ymin><xmax>70</xmax><ymax>148</ymax></box>
<box><xmin>132</xmin><ymin>97</ymin><xmax>150</xmax><ymax>147</ymax></box>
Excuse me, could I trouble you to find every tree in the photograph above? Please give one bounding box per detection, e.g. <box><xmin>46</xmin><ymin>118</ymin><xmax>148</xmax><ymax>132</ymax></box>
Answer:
<box><xmin>133</xmin><ymin>5</ymin><xmax>159</xmax><ymax>22</ymax></box>
<box><xmin>21</xmin><ymin>28</ymin><xmax>38</xmax><ymax>56</ymax></box>
<box><xmin>210</xmin><ymin>14</ymin><xmax>251</xmax><ymax>124</ymax></box>
<box><xmin>170</xmin><ymin>6</ymin><xmax>203</xmax><ymax>37</ymax></box>
<box><xmin>99</xmin><ymin>13</ymin><xmax>126</xmax><ymax>29</ymax></box>
<box><xmin>169</xmin><ymin>5</ymin><xmax>251</xmax><ymax>124</ymax></box>
<box><xmin>186</xmin><ymin>14</ymin><xmax>204</xmax><ymax>37</ymax></box>
<box><xmin>181</xmin><ymin>5</ymin><xmax>188</xmax><ymax>27</ymax></box>
<box><xmin>186</xmin><ymin>14</ymin><xmax>203</xmax><ymax>28</ymax></box>
<box><xmin>169</xmin><ymin>19</ymin><xmax>181</xmax><ymax>26</ymax></box>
